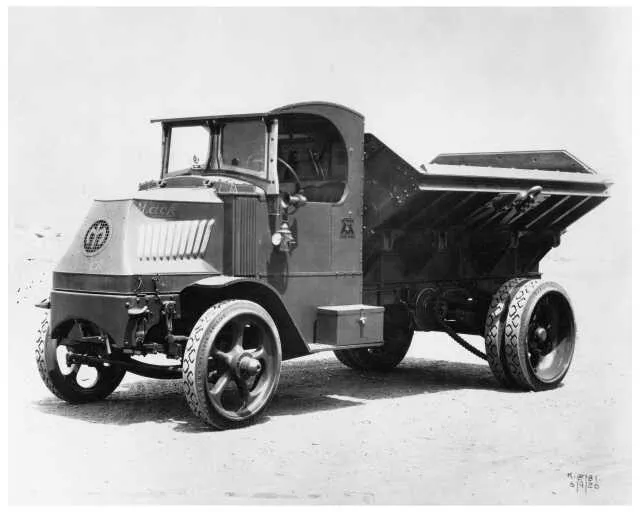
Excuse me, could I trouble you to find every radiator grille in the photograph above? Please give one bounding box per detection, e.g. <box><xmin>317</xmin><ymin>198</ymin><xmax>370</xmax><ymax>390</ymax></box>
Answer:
<box><xmin>225</xmin><ymin>197</ymin><xmax>257</xmax><ymax>276</ymax></box>
<box><xmin>137</xmin><ymin>219</ymin><xmax>215</xmax><ymax>261</ymax></box>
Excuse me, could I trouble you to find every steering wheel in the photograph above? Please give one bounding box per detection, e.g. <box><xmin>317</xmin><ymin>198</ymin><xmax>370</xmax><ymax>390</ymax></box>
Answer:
<box><xmin>277</xmin><ymin>157</ymin><xmax>303</xmax><ymax>193</ymax></box>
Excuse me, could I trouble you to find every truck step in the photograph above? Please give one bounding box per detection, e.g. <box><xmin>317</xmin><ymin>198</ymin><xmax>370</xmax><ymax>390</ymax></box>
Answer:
<box><xmin>308</xmin><ymin>341</ymin><xmax>384</xmax><ymax>354</ymax></box>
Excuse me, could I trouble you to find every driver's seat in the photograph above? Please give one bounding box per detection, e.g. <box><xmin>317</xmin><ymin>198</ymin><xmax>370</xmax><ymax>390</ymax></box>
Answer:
<box><xmin>302</xmin><ymin>181</ymin><xmax>346</xmax><ymax>203</ymax></box>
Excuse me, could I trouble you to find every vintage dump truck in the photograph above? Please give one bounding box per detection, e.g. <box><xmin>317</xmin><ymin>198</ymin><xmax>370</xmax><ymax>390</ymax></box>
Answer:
<box><xmin>35</xmin><ymin>102</ymin><xmax>611</xmax><ymax>429</ymax></box>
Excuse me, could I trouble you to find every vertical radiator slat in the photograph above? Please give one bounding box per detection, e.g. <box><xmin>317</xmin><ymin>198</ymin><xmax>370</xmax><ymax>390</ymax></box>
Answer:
<box><xmin>224</xmin><ymin>197</ymin><xmax>257</xmax><ymax>276</ymax></box>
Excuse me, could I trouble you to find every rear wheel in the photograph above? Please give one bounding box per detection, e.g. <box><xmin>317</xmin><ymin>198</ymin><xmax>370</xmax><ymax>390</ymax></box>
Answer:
<box><xmin>35</xmin><ymin>317</ymin><xmax>126</xmax><ymax>403</ymax></box>
<box><xmin>333</xmin><ymin>348</ymin><xmax>360</xmax><ymax>369</ymax></box>
<box><xmin>484</xmin><ymin>278</ymin><xmax>526</xmax><ymax>387</ymax></box>
<box><xmin>334</xmin><ymin>319</ymin><xmax>413</xmax><ymax>372</ymax></box>
<box><xmin>182</xmin><ymin>300</ymin><xmax>282</xmax><ymax>429</ymax></box>
<box><xmin>503</xmin><ymin>280</ymin><xmax>576</xmax><ymax>390</ymax></box>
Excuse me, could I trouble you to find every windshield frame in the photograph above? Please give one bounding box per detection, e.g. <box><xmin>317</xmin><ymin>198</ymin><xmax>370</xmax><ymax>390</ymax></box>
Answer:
<box><xmin>163</xmin><ymin>121</ymin><xmax>214</xmax><ymax>176</ymax></box>
<box><xmin>159</xmin><ymin>116</ymin><xmax>279</xmax><ymax>195</ymax></box>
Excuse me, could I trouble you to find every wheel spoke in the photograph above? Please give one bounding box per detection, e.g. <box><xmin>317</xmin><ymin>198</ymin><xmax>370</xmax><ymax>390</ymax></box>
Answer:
<box><xmin>251</xmin><ymin>347</ymin><xmax>265</xmax><ymax>360</ymax></box>
<box><xmin>231</xmin><ymin>321</ymin><xmax>245</xmax><ymax>349</ymax></box>
<box><xmin>234</xmin><ymin>375</ymin><xmax>250</xmax><ymax>408</ymax></box>
<box><xmin>209</xmin><ymin>371</ymin><xmax>231</xmax><ymax>398</ymax></box>
<box><xmin>211</xmin><ymin>348</ymin><xmax>232</xmax><ymax>366</ymax></box>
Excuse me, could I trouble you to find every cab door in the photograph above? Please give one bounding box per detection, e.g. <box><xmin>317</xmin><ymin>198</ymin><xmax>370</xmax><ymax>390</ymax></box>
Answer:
<box><xmin>267</xmin><ymin>107</ymin><xmax>365</xmax><ymax>341</ymax></box>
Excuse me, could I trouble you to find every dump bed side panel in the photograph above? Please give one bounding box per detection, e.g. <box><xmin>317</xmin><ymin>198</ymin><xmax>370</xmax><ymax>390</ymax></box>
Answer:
<box><xmin>363</xmin><ymin>134</ymin><xmax>611</xmax><ymax>309</ymax></box>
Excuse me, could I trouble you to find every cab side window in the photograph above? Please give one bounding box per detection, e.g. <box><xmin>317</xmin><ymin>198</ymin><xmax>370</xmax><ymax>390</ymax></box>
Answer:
<box><xmin>277</xmin><ymin>114</ymin><xmax>347</xmax><ymax>203</ymax></box>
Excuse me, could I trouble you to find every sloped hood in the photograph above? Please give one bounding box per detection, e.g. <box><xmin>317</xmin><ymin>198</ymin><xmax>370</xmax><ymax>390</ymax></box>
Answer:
<box><xmin>54</xmin><ymin>187</ymin><xmax>224</xmax><ymax>288</ymax></box>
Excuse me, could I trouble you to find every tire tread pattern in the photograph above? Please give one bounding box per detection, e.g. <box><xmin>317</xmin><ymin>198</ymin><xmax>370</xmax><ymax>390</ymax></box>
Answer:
<box><xmin>182</xmin><ymin>300</ymin><xmax>231</xmax><ymax>428</ymax></box>
<box><xmin>484</xmin><ymin>278</ymin><xmax>526</xmax><ymax>387</ymax></box>
<box><xmin>503</xmin><ymin>279</ymin><xmax>543</xmax><ymax>390</ymax></box>
<box><xmin>35</xmin><ymin>316</ymin><xmax>66</xmax><ymax>401</ymax></box>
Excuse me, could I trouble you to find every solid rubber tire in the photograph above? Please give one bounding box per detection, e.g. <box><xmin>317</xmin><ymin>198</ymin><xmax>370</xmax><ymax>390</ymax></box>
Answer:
<box><xmin>484</xmin><ymin>277</ymin><xmax>526</xmax><ymax>388</ymax></box>
<box><xmin>35</xmin><ymin>316</ymin><xmax>126</xmax><ymax>403</ymax></box>
<box><xmin>182</xmin><ymin>300</ymin><xmax>282</xmax><ymax>430</ymax></box>
<box><xmin>503</xmin><ymin>280</ymin><xmax>576</xmax><ymax>391</ymax></box>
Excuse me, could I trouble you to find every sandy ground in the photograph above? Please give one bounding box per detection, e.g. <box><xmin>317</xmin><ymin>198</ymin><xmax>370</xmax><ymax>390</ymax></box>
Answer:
<box><xmin>8</xmin><ymin>227</ymin><xmax>631</xmax><ymax>505</ymax></box>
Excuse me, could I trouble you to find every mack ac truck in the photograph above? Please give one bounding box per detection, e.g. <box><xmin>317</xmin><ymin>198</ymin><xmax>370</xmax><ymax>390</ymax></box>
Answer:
<box><xmin>35</xmin><ymin>102</ymin><xmax>611</xmax><ymax>429</ymax></box>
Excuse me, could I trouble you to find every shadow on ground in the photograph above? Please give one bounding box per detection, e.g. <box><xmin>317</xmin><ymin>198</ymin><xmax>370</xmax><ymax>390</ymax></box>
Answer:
<box><xmin>34</xmin><ymin>356</ymin><xmax>507</xmax><ymax>432</ymax></box>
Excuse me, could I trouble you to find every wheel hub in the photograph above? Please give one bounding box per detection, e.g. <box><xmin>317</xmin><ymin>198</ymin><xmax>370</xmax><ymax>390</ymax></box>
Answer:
<box><xmin>534</xmin><ymin>326</ymin><xmax>548</xmax><ymax>343</ymax></box>
<box><xmin>237</xmin><ymin>353</ymin><xmax>262</xmax><ymax>377</ymax></box>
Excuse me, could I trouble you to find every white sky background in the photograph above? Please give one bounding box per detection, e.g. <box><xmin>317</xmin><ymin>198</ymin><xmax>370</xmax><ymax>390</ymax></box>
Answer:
<box><xmin>8</xmin><ymin>7</ymin><xmax>631</xmax><ymax>268</ymax></box>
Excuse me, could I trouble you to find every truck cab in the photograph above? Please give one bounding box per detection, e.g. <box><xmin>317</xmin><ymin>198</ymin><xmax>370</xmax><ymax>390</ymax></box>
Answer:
<box><xmin>148</xmin><ymin>102</ymin><xmax>369</xmax><ymax>350</ymax></box>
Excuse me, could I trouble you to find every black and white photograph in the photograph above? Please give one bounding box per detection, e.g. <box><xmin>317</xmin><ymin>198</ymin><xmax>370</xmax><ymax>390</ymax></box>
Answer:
<box><xmin>7</xmin><ymin>5</ymin><xmax>633</xmax><ymax>506</ymax></box>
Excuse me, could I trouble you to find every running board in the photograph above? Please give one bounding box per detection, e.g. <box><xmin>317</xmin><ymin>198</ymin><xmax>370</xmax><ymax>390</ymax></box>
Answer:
<box><xmin>308</xmin><ymin>341</ymin><xmax>384</xmax><ymax>354</ymax></box>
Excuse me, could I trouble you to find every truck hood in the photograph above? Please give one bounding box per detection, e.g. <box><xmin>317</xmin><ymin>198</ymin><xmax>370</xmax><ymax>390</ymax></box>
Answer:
<box><xmin>53</xmin><ymin>187</ymin><xmax>224</xmax><ymax>289</ymax></box>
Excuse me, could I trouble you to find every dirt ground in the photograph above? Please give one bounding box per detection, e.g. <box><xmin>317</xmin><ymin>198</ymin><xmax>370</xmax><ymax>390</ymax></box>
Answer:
<box><xmin>8</xmin><ymin>227</ymin><xmax>631</xmax><ymax>505</ymax></box>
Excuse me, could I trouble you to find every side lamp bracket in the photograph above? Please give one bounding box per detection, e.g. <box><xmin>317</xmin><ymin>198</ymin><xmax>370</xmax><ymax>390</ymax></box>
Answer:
<box><xmin>272</xmin><ymin>192</ymin><xmax>307</xmax><ymax>253</ymax></box>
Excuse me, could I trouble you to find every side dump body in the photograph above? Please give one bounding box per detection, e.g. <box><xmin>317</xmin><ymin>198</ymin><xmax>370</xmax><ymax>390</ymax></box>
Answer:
<box><xmin>362</xmin><ymin>133</ymin><xmax>610</xmax><ymax>332</ymax></box>
<box><xmin>46</xmin><ymin>101</ymin><xmax>611</xmax><ymax>354</ymax></box>
<box><xmin>37</xmin><ymin>102</ymin><xmax>614</xmax><ymax>428</ymax></box>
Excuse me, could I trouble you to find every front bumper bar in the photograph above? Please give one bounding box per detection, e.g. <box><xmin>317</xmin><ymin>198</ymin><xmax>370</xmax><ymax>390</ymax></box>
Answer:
<box><xmin>49</xmin><ymin>290</ymin><xmax>179</xmax><ymax>349</ymax></box>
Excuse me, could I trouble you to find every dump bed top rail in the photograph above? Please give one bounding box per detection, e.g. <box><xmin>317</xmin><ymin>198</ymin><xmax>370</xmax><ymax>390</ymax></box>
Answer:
<box><xmin>431</xmin><ymin>150</ymin><xmax>595</xmax><ymax>174</ymax></box>
<box><xmin>420</xmin><ymin>163</ymin><xmax>610</xmax><ymax>197</ymax></box>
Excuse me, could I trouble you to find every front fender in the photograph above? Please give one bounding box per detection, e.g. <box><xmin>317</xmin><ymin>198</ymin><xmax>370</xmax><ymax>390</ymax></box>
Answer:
<box><xmin>181</xmin><ymin>276</ymin><xmax>310</xmax><ymax>360</ymax></box>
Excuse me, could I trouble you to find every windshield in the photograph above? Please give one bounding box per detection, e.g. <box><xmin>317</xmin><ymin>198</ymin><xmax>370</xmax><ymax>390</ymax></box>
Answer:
<box><xmin>167</xmin><ymin>125</ymin><xmax>211</xmax><ymax>174</ymax></box>
<box><xmin>164</xmin><ymin>120</ymin><xmax>268</xmax><ymax>179</ymax></box>
<box><xmin>220</xmin><ymin>121</ymin><xmax>266</xmax><ymax>175</ymax></box>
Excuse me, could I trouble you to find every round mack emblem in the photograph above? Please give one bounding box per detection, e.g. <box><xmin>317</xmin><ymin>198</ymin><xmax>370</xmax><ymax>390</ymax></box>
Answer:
<box><xmin>83</xmin><ymin>220</ymin><xmax>111</xmax><ymax>255</ymax></box>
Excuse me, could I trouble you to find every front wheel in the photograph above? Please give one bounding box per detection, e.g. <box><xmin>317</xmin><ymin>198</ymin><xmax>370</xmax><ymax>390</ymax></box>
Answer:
<box><xmin>35</xmin><ymin>317</ymin><xmax>126</xmax><ymax>403</ymax></box>
<box><xmin>182</xmin><ymin>300</ymin><xmax>282</xmax><ymax>429</ymax></box>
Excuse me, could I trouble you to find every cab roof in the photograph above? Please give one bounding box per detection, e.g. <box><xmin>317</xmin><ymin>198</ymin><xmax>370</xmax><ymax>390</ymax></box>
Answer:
<box><xmin>150</xmin><ymin>101</ymin><xmax>363</xmax><ymax>124</ymax></box>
